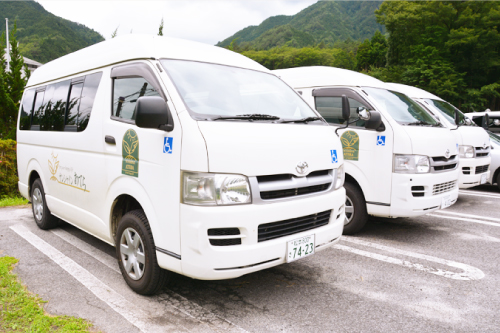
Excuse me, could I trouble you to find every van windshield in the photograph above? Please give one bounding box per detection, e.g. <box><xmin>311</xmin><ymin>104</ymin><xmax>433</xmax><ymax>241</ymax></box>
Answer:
<box><xmin>363</xmin><ymin>87</ymin><xmax>440</xmax><ymax>126</ymax></box>
<box><xmin>161</xmin><ymin>60</ymin><xmax>319</xmax><ymax>122</ymax></box>
<box><xmin>423</xmin><ymin>99</ymin><xmax>468</xmax><ymax>126</ymax></box>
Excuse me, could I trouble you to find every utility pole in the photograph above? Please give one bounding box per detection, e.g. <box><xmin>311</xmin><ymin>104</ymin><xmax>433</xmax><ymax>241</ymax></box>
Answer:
<box><xmin>5</xmin><ymin>18</ymin><xmax>10</xmax><ymax>72</ymax></box>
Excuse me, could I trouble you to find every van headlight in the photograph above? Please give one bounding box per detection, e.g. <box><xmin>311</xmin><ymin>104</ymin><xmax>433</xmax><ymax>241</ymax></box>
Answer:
<box><xmin>335</xmin><ymin>164</ymin><xmax>345</xmax><ymax>190</ymax></box>
<box><xmin>182</xmin><ymin>172</ymin><xmax>252</xmax><ymax>205</ymax></box>
<box><xmin>393</xmin><ymin>155</ymin><xmax>430</xmax><ymax>174</ymax></box>
<box><xmin>459</xmin><ymin>145</ymin><xmax>475</xmax><ymax>158</ymax></box>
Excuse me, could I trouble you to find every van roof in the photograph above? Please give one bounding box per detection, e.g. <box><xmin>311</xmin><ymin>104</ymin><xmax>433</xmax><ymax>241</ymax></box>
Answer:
<box><xmin>27</xmin><ymin>34</ymin><xmax>268</xmax><ymax>87</ymax></box>
<box><xmin>273</xmin><ymin>66</ymin><xmax>390</xmax><ymax>90</ymax></box>
<box><xmin>386</xmin><ymin>83</ymin><xmax>443</xmax><ymax>101</ymax></box>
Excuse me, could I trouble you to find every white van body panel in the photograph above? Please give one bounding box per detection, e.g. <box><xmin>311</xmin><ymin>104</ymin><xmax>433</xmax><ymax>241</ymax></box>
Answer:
<box><xmin>388</xmin><ymin>83</ymin><xmax>491</xmax><ymax>189</ymax></box>
<box><xmin>275</xmin><ymin>66</ymin><xmax>459</xmax><ymax>219</ymax></box>
<box><xmin>18</xmin><ymin>36</ymin><xmax>345</xmax><ymax>282</ymax></box>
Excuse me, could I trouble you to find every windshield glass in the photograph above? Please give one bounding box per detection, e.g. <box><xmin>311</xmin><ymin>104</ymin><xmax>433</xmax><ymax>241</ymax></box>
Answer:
<box><xmin>489</xmin><ymin>131</ymin><xmax>500</xmax><ymax>145</ymax></box>
<box><xmin>161</xmin><ymin>60</ymin><xmax>318</xmax><ymax>121</ymax></box>
<box><xmin>363</xmin><ymin>87</ymin><xmax>440</xmax><ymax>126</ymax></box>
<box><xmin>424</xmin><ymin>99</ymin><xmax>467</xmax><ymax>126</ymax></box>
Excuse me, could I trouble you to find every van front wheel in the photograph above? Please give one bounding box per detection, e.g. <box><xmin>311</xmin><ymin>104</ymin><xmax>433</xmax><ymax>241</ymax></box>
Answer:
<box><xmin>116</xmin><ymin>210</ymin><xmax>170</xmax><ymax>295</ymax></box>
<box><xmin>343</xmin><ymin>182</ymin><xmax>368</xmax><ymax>235</ymax></box>
<box><xmin>31</xmin><ymin>178</ymin><xmax>59</xmax><ymax>230</ymax></box>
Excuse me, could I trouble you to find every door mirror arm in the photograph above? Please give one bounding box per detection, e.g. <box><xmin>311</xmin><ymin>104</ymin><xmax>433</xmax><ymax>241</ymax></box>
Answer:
<box><xmin>335</xmin><ymin>95</ymin><xmax>351</xmax><ymax>137</ymax></box>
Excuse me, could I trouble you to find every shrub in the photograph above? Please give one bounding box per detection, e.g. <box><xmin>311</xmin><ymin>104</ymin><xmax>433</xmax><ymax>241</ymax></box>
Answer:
<box><xmin>0</xmin><ymin>139</ymin><xmax>19</xmax><ymax>197</ymax></box>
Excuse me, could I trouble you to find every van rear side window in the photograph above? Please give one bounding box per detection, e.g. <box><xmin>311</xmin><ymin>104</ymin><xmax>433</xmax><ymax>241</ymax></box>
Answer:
<box><xmin>19</xmin><ymin>72</ymin><xmax>103</xmax><ymax>132</ymax></box>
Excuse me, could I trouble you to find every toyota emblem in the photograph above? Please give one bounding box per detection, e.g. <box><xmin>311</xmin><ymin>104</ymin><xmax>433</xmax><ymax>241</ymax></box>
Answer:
<box><xmin>444</xmin><ymin>149</ymin><xmax>450</xmax><ymax>159</ymax></box>
<box><xmin>296</xmin><ymin>161</ymin><xmax>308</xmax><ymax>175</ymax></box>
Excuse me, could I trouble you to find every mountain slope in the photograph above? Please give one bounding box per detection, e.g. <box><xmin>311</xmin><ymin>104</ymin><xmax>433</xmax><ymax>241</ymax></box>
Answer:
<box><xmin>217</xmin><ymin>1</ymin><xmax>384</xmax><ymax>49</ymax></box>
<box><xmin>0</xmin><ymin>0</ymin><xmax>104</xmax><ymax>63</ymax></box>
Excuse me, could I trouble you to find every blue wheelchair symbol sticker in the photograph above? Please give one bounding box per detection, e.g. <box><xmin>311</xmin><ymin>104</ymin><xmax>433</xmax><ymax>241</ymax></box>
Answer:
<box><xmin>163</xmin><ymin>137</ymin><xmax>173</xmax><ymax>154</ymax></box>
<box><xmin>331</xmin><ymin>149</ymin><xmax>338</xmax><ymax>163</ymax></box>
<box><xmin>376</xmin><ymin>136</ymin><xmax>386</xmax><ymax>146</ymax></box>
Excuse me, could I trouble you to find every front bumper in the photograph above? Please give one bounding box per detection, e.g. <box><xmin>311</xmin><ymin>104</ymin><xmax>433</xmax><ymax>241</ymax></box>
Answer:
<box><xmin>389</xmin><ymin>169</ymin><xmax>459</xmax><ymax>217</ymax></box>
<box><xmin>174</xmin><ymin>188</ymin><xmax>345</xmax><ymax>280</ymax></box>
<box><xmin>458</xmin><ymin>157</ymin><xmax>491</xmax><ymax>189</ymax></box>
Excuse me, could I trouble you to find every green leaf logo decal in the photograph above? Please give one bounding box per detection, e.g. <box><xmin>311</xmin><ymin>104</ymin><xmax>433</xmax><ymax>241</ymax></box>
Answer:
<box><xmin>122</xmin><ymin>129</ymin><xmax>139</xmax><ymax>177</ymax></box>
<box><xmin>340</xmin><ymin>131</ymin><xmax>359</xmax><ymax>161</ymax></box>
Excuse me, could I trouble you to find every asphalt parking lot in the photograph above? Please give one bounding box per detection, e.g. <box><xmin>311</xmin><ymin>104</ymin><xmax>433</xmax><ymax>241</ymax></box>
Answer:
<box><xmin>1</xmin><ymin>185</ymin><xmax>499</xmax><ymax>333</ymax></box>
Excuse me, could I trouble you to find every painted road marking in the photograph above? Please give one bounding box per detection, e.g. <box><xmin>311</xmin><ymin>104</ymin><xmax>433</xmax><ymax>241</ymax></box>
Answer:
<box><xmin>335</xmin><ymin>236</ymin><xmax>484</xmax><ymax>281</ymax></box>
<box><xmin>459</xmin><ymin>190</ymin><xmax>500</xmax><ymax>199</ymax></box>
<box><xmin>432</xmin><ymin>210</ymin><xmax>500</xmax><ymax>223</ymax></box>
<box><xmin>51</xmin><ymin>227</ymin><xmax>247</xmax><ymax>333</ymax></box>
<box><xmin>428</xmin><ymin>214</ymin><xmax>500</xmax><ymax>227</ymax></box>
<box><xmin>10</xmin><ymin>224</ymin><xmax>177</xmax><ymax>333</ymax></box>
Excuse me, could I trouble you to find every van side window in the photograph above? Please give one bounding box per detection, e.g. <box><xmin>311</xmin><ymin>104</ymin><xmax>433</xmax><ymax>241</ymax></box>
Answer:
<box><xmin>113</xmin><ymin>77</ymin><xmax>160</xmax><ymax>121</ymax></box>
<box><xmin>65</xmin><ymin>82</ymin><xmax>84</xmax><ymax>132</ymax></box>
<box><xmin>315</xmin><ymin>96</ymin><xmax>368</xmax><ymax>127</ymax></box>
<box><xmin>19</xmin><ymin>89</ymin><xmax>35</xmax><ymax>130</ymax></box>
<box><xmin>41</xmin><ymin>80</ymin><xmax>71</xmax><ymax>131</ymax></box>
<box><xmin>77</xmin><ymin>72</ymin><xmax>102</xmax><ymax>131</ymax></box>
<box><xmin>31</xmin><ymin>90</ymin><xmax>46</xmax><ymax>130</ymax></box>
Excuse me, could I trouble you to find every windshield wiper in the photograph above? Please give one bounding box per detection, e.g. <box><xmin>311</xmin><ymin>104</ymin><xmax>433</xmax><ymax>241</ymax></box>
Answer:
<box><xmin>404</xmin><ymin>120</ymin><xmax>441</xmax><ymax>127</ymax></box>
<box><xmin>208</xmin><ymin>114</ymin><xmax>281</xmax><ymax>121</ymax></box>
<box><xmin>278</xmin><ymin>116</ymin><xmax>323</xmax><ymax>124</ymax></box>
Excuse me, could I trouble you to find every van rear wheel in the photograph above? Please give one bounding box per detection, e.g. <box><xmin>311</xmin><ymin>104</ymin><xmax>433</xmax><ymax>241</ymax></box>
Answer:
<box><xmin>343</xmin><ymin>182</ymin><xmax>368</xmax><ymax>235</ymax></box>
<box><xmin>116</xmin><ymin>210</ymin><xmax>170</xmax><ymax>295</ymax></box>
<box><xmin>496</xmin><ymin>172</ymin><xmax>500</xmax><ymax>191</ymax></box>
<box><xmin>31</xmin><ymin>178</ymin><xmax>59</xmax><ymax>230</ymax></box>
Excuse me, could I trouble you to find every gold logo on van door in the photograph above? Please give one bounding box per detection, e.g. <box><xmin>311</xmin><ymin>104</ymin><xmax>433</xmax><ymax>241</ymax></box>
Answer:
<box><xmin>47</xmin><ymin>152</ymin><xmax>89</xmax><ymax>192</ymax></box>
<box><xmin>48</xmin><ymin>152</ymin><xmax>59</xmax><ymax>181</ymax></box>
<box><xmin>340</xmin><ymin>131</ymin><xmax>359</xmax><ymax>161</ymax></box>
<box><xmin>122</xmin><ymin>129</ymin><xmax>139</xmax><ymax>177</ymax></box>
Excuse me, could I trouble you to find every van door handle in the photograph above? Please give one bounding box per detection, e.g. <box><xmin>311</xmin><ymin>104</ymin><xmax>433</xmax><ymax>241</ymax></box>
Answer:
<box><xmin>105</xmin><ymin>135</ymin><xmax>116</xmax><ymax>144</ymax></box>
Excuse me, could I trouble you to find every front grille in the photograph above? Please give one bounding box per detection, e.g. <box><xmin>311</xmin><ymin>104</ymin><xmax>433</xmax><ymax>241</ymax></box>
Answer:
<box><xmin>256</xmin><ymin>169</ymin><xmax>333</xmax><ymax>201</ymax></box>
<box><xmin>430</xmin><ymin>155</ymin><xmax>458</xmax><ymax>173</ymax></box>
<box><xmin>261</xmin><ymin>183</ymin><xmax>330</xmax><ymax>200</ymax></box>
<box><xmin>476</xmin><ymin>165</ymin><xmax>489</xmax><ymax>174</ymax></box>
<box><xmin>475</xmin><ymin>147</ymin><xmax>490</xmax><ymax>158</ymax></box>
<box><xmin>258</xmin><ymin>210</ymin><xmax>331</xmax><ymax>242</ymax></box>
<box><xmin>433</xmin><ymin>180</ymin><xmax>456</xmax><ymax>195</ymax></box>
<box><xmin>462</xmin><ymin>167</ymin><xmax>471</xmax><ymax>175</ymax></box>
<box><xmin>208</xmin><ymin>228</ymin><xmax>241</xmax><ymax>246</ymax></box>
<box><xmin>411</xmin><ymin>186</ymin><xmax>425</xmax><ymax>197</ymax></box>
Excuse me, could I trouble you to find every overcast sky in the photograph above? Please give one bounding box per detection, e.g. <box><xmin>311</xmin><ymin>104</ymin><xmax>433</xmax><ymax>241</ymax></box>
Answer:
<box><xmin>36</xmin><ymin>0</ymin><xmax>319</xmax><ymax>45</ymax></box>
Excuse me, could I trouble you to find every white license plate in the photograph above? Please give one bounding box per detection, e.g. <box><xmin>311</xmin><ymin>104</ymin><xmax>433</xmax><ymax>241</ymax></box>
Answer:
<box><xmin>287</xmin><ymin>234</ymin><xmax>315</xmax><ymax>263</ymax></box>
<box><xmin>441</xmin><ymin>194</ymin><xmax>452</xmax><ymax>209</ymax></box>
<box><xmin>481</xmin><ymin>173</ymin><xmax>487</xmax><ymax>184</ymax></box>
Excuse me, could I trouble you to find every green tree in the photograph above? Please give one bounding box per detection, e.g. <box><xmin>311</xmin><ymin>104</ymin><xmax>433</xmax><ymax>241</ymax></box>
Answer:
<box><xmin>356</xmin><ymin>30</ymin><xmax>387</xmax><ymax>71</ymax></box>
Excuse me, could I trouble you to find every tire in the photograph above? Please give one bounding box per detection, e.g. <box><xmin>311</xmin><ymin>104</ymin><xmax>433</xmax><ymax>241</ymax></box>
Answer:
<box><xmin>342</xmin><ymin>182</ymin><xmax>368</xmax><ymax>235</ymax></box>
<box><xmin>496</xmin><ymin>172</ymin><xmax>500</xmax><ymax>192</ymax></box>
<box><xmin>31</xmin><ymin>178</ymin><xmax>59</xmax><ymax>230</ymax></box>
<box><xmin>116</xmin><ymin>209</ymin><xmax>171</xmax><ymax>295</ymax></box>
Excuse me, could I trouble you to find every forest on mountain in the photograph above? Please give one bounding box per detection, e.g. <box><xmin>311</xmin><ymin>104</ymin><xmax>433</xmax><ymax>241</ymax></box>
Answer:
<box><xmin>224</xmin><ymin>0</ymin><xmax>500</xmax><ymax>112</ymax></box>
<box><xmin>0</xmin><ymin>0</ymin><xmax>104</xmax><ymax>63</ymax></box>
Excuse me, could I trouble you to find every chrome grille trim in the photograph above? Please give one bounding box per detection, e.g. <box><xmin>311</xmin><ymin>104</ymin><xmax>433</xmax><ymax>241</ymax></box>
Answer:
<box><xmin>430</xmin><ymin>155</ymin><xmax>458</xmax><ymax>173</ymax></box>
<box><xmin>475</xmin><ymin>146</ymin><xmax>490</xmax><ymax>158</ymax></box>
<box><xmin>249</xmin><ymin>169</ymin><xmax>336</xmax><ymax>204</ymax></box>
<box><xmin>433</xmin><ymin>180</ymin><xmax>457</xmax><ymax>195</ymax></box>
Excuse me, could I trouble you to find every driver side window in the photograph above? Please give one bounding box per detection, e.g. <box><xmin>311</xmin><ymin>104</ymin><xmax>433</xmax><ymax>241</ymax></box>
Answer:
<box><xmin>315</xmin><ymin>96</ymin><xmax>368</xmax><ymax>127</ymax></box>
<box><xmin>112</xmin><ymin>77</ymin><xmax>160</xmax><ymax>121</ymax></box>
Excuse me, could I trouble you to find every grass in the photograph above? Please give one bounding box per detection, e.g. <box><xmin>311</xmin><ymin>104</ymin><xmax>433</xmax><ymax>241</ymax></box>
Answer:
<box><xmin>0</xmin><ymin>256</ymin><xmax>95</xmax><ymax>332</ymax></box>
<box><xmin>0</xmin><ymin>197</ymin><xmax>29</xmax><ymax>208</ymax></box>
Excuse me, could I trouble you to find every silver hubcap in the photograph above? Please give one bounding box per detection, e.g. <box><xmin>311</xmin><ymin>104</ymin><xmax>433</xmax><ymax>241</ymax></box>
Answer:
<box><xmin>344</xmin><ymin>195</ymin><xmax>354</xmax><ymax>225</ymax></box>
<box><xmin>32</xmin><ymin>188</ymin><xmax>43</xmax><ymax>221</ymax></box>
<box><xmin>120</xmin><ymin>228</ymin><xmax>146</xmax><ymax>280</ymax></box>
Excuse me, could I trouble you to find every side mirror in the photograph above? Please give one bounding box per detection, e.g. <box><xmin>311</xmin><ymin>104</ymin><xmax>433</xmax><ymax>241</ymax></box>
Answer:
<box><xmin>454</xmin><ymin>109</ymin><xmax>460</xmax><ymax>126</ymax></box>
<box><xmin>483</xmin><ymin>113</ymin><xmax>490</xmax><ymax>130</ymax></box>
<box><xmin>135</xmin><ymin>96</ymin><xmax>174</xmax><ymax>132</ymax></box>
<box><xmin>494</xmin><ymin>119</ymin><xmax>500</xmax><ymax>126</ymax></box>
<box><xmin>341</xmin><ymin>95</ymin><xmax>350</xmax><ymax>122</ymax></box>
<box><xmin>464</xmin><ymin>118</ymin><xmax>472</xmax><ymax>126</ymax></box>
<box><xmin>364</xmin><ymin>110</ymin><xmax>384</xmax><ymax>131</ymax></box>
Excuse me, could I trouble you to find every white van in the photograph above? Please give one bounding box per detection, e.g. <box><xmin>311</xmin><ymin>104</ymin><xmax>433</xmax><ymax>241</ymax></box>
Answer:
<box><xmin>387</xmin><ymin>83</ymin><xmax>491</xmax><ymax>189</ymax></box>
<box><xmin>274</xmin><ymin>66</ymin><xmax>459</xmax><ymax>234</ymax></box>
<box><xmin>17</xmin><ymin>35</ymin><xmax>346</xmax><ymax>295</ymax></box>
<box><xmin>464</xmin><ymin>110</ymin><xmax>500</xmax><ymax>134</ymax></box>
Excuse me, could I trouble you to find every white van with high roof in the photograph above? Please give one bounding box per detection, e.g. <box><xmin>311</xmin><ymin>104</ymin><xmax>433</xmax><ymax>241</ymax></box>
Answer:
<box><xmin>387</xmin><ymin>83</ymin><xmax>491</xmax><ymax>189</ymax></box>
<box><xmin>17</xmin><ymin>35</ymin><xmax>346</xmax><ymax>295</ymax></box>
<box><xmin>275</xmin><ymin>66</ymin><xmax>459</xmax><ymax>234</ymax></box>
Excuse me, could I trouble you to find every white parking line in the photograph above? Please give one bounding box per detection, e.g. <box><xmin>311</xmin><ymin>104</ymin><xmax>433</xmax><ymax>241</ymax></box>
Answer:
<box><xmin>459</xmin><ymin>190</ymin><xmax>500</xmax><ymax>199</ymax></box>
<box><xmin>428</xmin><ymin>214</ymin><xmax>500</xmax><ymax>227</ymax></box>
<box><xmin>51</xmin><ymin>227</ymin><xmax>248</xmax><ymax>333</ymax></box>
<box><xmin>335</xmin><ymin>236</ymin><xmax>484</xmax><ymax>281</ymax></box>
<box><xmin>432</xmin><ymin>210</ymin><xmax>500</xmax><ymax>223</ymax></box>
<box><xmin>10</xmin><ymin>224</ymin><xmax>176</xmax><ymax>333</ymax></box>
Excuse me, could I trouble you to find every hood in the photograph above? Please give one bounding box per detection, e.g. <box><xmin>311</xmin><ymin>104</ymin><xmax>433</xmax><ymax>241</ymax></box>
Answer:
<box><xmin>402</xmin><ymin>126</ymin><xmax>458</xmax><ymax>158</ymax></box>
<box><xmin>197</xmin><ymin>121</ymin><xmax>341</xmax><ymax>177</ymax></box>
<box><xmin>457</xmin><ymin>126</ymin><xmax>490</xmax><ymax>149</ymax></box>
